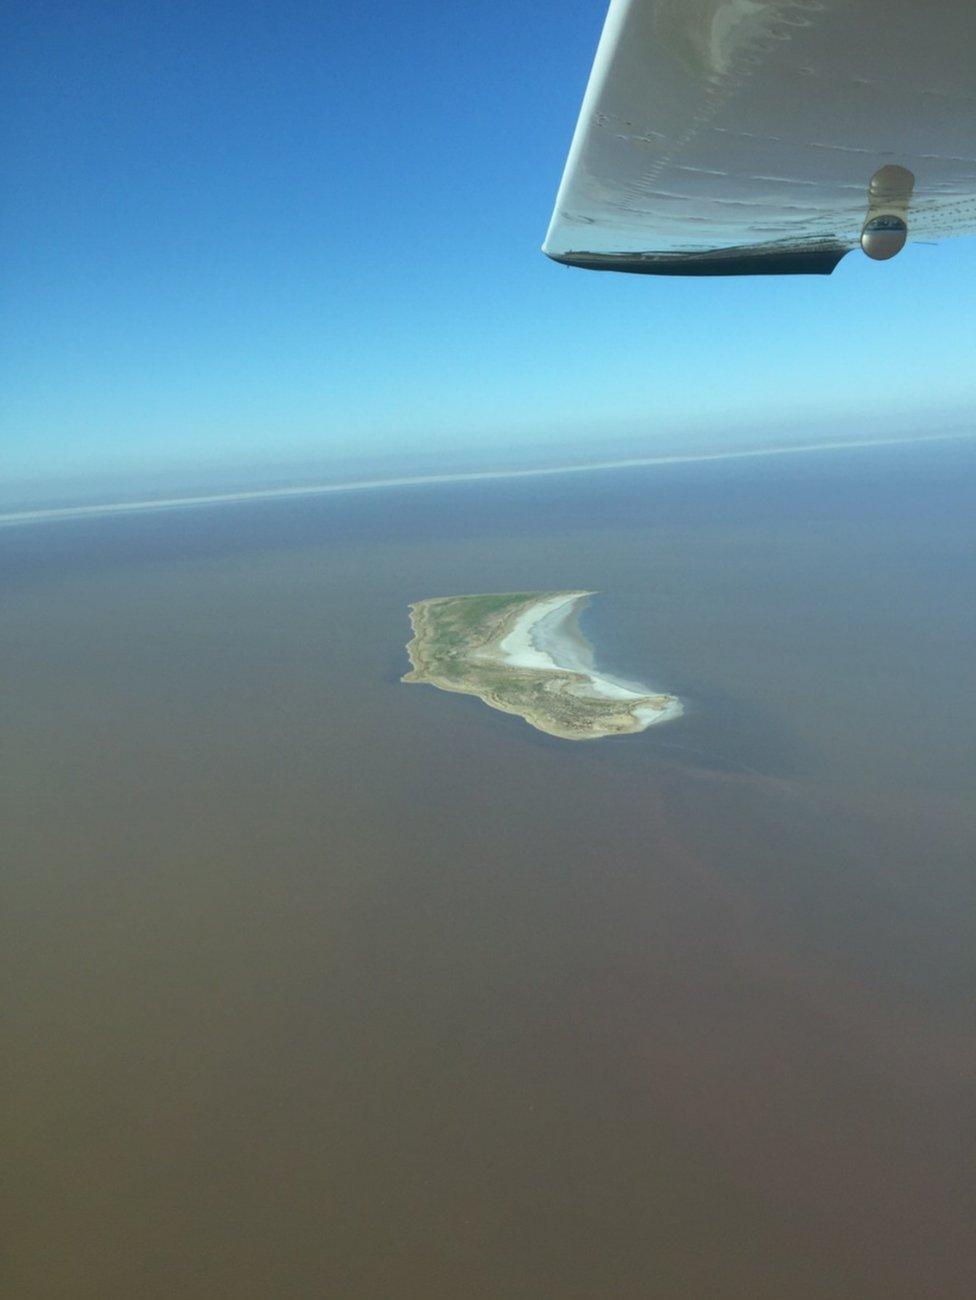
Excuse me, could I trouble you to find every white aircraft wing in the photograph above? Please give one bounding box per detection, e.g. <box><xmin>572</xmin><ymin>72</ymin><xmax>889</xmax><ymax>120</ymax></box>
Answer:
<box><xmin>543</xmin><ymin>0</ymin><xmax>976</xmax><ymax>276</ymax></box>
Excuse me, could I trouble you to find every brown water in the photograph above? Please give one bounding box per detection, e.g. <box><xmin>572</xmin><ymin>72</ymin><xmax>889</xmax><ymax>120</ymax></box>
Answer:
<box><xmin>3</xmin><ymin>442</ymin><xmax>975</xmax><ymax>1297</ymax></box>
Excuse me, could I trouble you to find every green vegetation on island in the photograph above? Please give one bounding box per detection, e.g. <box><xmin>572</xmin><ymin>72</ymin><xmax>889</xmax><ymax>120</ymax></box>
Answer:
<box><xmin>402</xmin><ymin>591</ymin><xmax>680</xmax><ymax>740</ymax></box>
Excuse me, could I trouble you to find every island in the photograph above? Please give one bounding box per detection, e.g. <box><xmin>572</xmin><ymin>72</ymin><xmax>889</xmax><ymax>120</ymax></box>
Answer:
<box><xmin>402</xmin><ymin>590</ymin><xmax>682</xmax><ymax>740</ymax></box>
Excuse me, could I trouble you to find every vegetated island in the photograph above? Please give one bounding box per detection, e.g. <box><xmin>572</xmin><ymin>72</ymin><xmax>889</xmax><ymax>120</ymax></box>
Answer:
<box><xmin>403</xmin><ymin>590</ymin><xmax>682</xmax><ymax>740</ymax></box>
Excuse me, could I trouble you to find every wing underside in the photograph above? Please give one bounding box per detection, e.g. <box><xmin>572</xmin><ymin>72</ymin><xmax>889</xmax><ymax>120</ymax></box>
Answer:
<box><xmin>544</xmin><ymin>0</ymin><xmax>976</xmax><ymax>276</ymax></box>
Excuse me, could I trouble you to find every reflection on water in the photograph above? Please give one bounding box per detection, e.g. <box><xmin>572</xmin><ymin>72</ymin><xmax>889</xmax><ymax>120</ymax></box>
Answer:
<box><xmin>4</xmin><ymin>442</ymin><xmax>976</xmax><ymax>1298</ymax></box>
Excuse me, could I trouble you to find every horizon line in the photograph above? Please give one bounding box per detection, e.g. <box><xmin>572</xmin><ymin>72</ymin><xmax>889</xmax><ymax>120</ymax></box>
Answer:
<box><xmin>1</xmin><ymin>431</ymin><xmax>972</xmax><ymax>528</ymax></box>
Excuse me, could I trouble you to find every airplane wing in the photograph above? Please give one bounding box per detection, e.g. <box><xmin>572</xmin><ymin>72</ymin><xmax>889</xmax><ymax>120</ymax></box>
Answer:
<box><xmin>543</xmin><ymin>0</ymin><xmax>976</xmax><ymax>276</ymax></box>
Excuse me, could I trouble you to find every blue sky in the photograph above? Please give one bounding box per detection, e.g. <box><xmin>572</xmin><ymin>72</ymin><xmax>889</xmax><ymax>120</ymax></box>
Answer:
<box><xmin>4</xmin><ymin>0</ymin><xmax>975</xmax><ymax>491</ymax></box>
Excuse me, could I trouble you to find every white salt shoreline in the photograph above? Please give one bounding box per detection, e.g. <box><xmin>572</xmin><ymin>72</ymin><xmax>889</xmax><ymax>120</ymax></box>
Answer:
<box><xmin>490</xmin><ymin>591</ymin><xmax>682</xmax><ymax>727</ymax></box>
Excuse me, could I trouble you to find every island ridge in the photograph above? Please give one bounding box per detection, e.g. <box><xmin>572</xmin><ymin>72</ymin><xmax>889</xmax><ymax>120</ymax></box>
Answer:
<box><xmin>402</xmin><ymin>591</ymin><xmax>682</xmax><ymax>740</ymax></box>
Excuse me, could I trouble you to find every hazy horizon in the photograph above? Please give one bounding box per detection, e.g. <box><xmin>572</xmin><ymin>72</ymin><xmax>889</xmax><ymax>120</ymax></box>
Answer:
<box><xmin>4</xmin><ymin>421</ymin><xmax>973</xmax><ymax>518</ymax></box>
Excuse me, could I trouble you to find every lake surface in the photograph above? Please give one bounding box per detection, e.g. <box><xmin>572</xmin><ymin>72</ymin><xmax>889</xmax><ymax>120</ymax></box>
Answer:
<box><xmin>4</xmin><ymin>440</ymin><xmax>975</xmax><ymax>1298</ymax></box>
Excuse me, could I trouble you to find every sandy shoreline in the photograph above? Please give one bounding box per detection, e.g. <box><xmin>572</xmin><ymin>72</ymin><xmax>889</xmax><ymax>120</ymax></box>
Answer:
<box><xmin>483</xmin><ymin>591</ymin><xmax>683</xmax><ymax>728</ymax></box>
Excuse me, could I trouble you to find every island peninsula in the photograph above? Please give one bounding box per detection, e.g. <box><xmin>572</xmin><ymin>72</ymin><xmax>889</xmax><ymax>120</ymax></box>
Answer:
<box><xmin>403</xmin><ymin>591</ymin><xmax>681</xmax><ymax>740</ymax></box>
